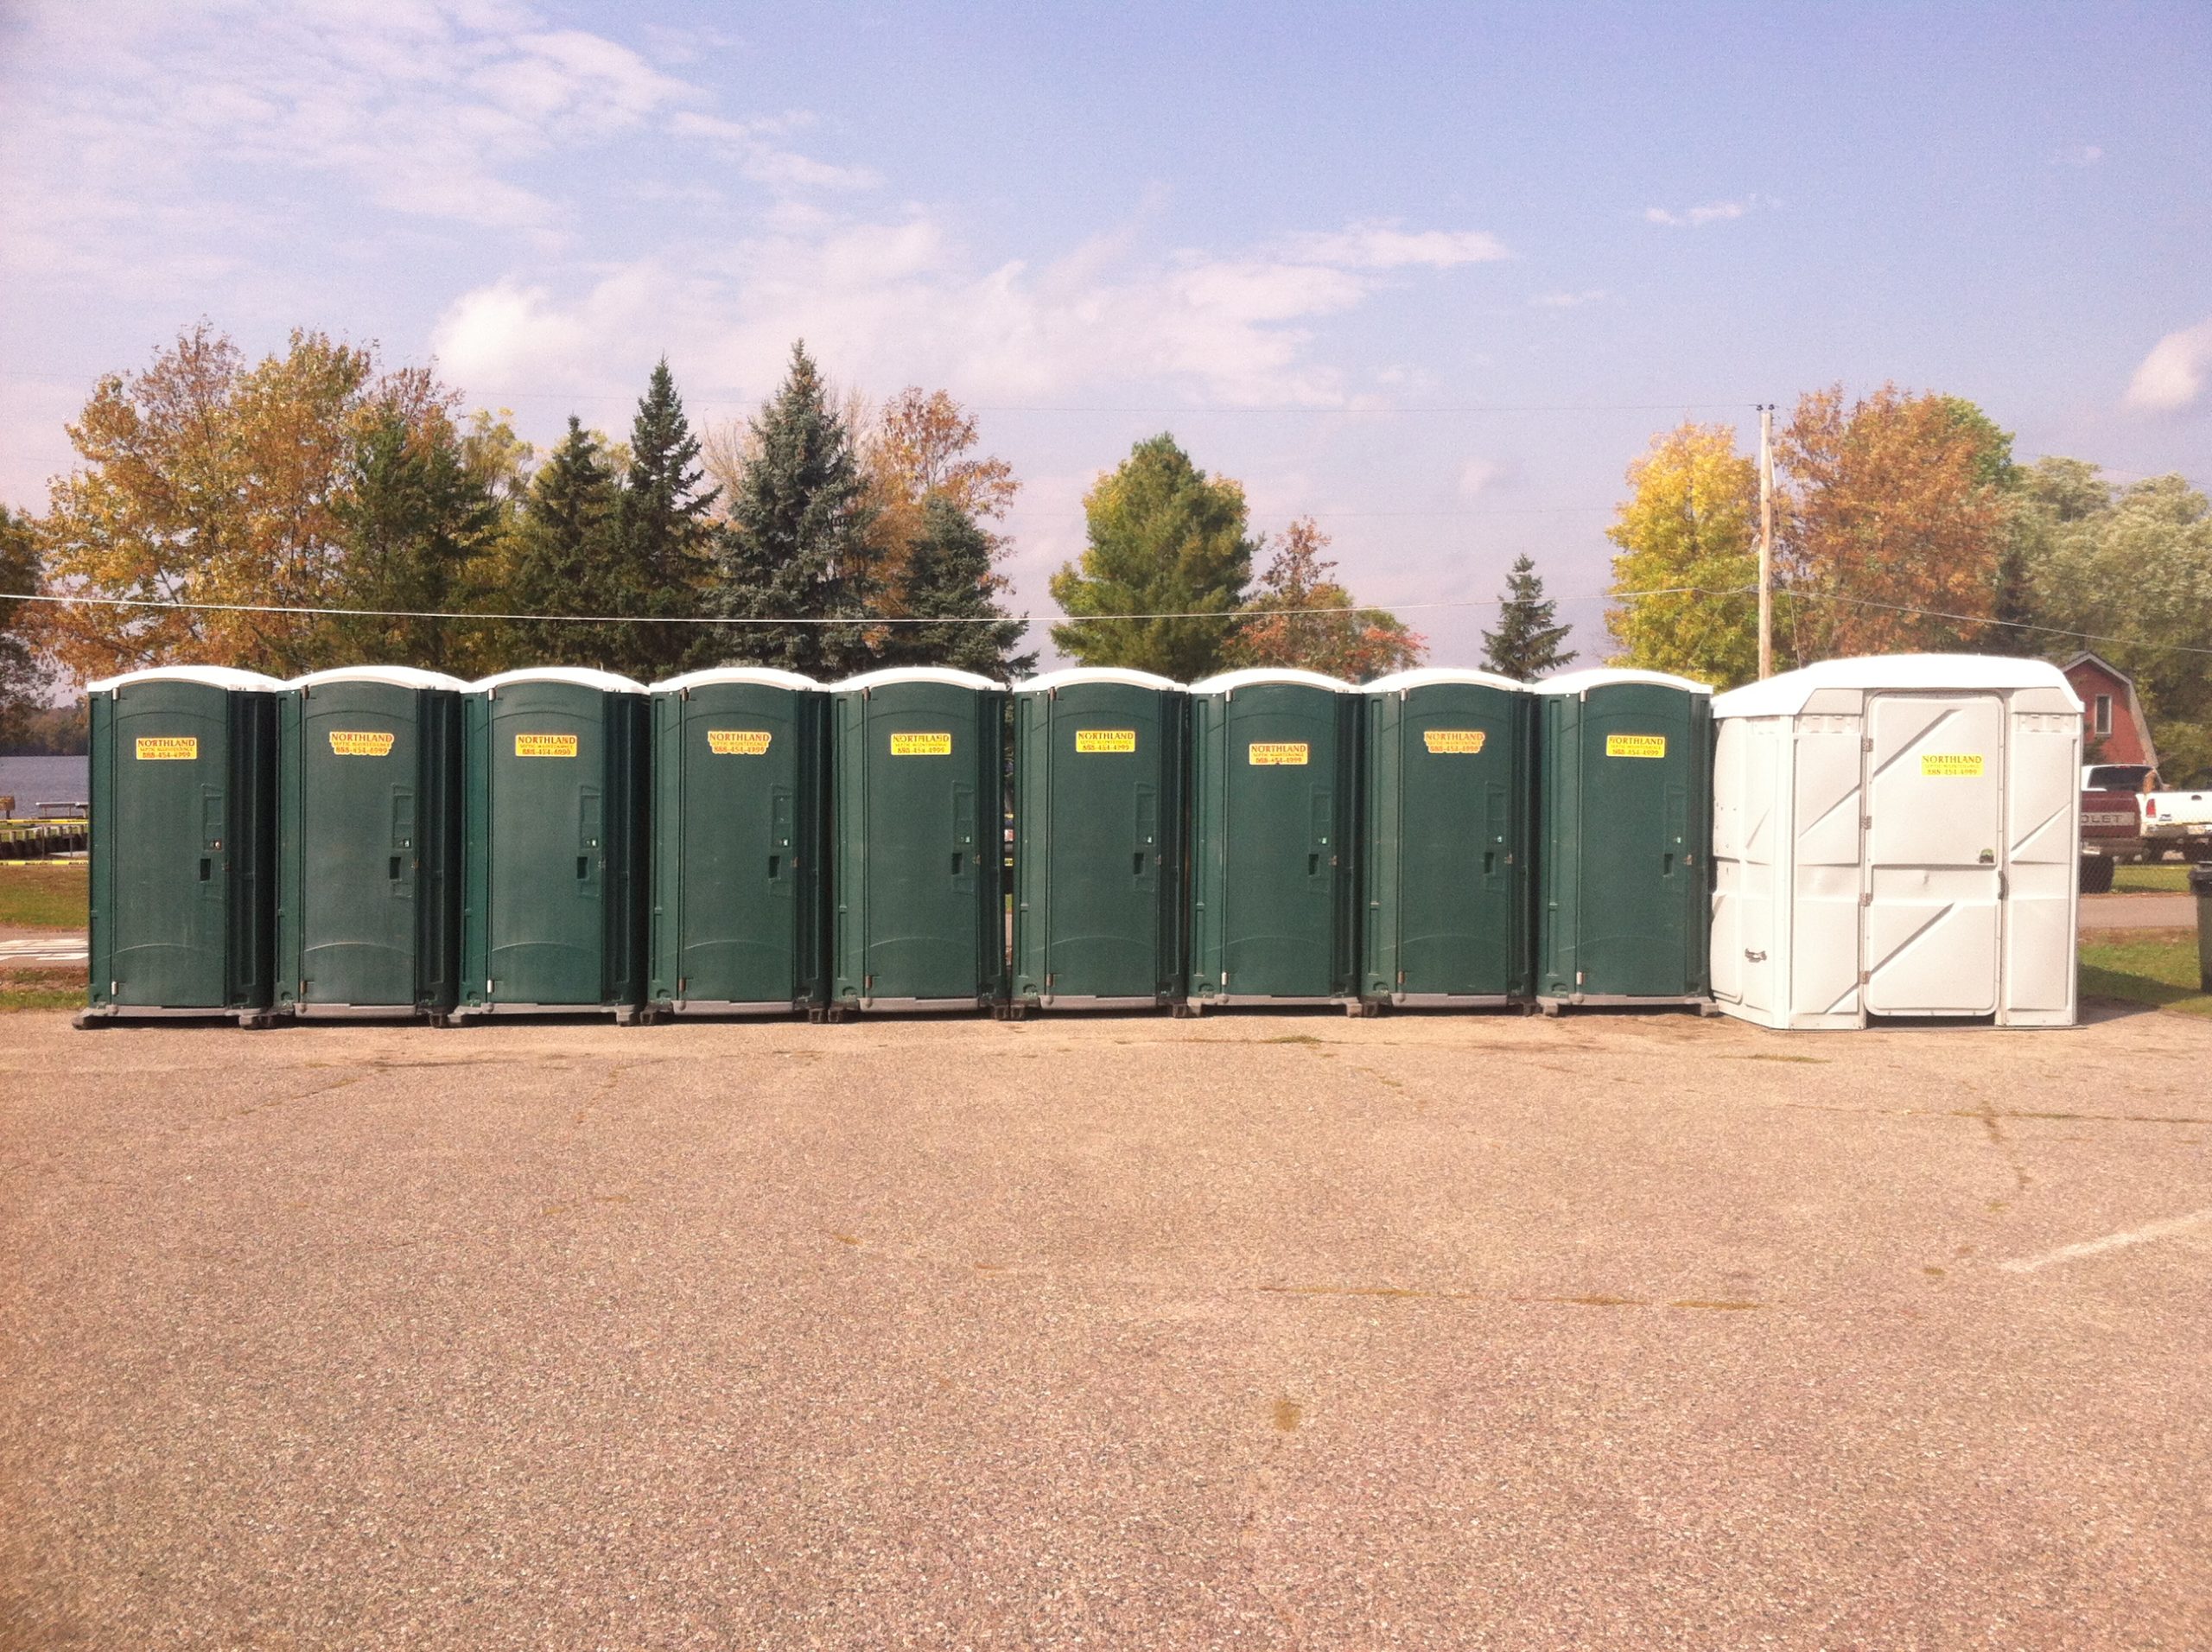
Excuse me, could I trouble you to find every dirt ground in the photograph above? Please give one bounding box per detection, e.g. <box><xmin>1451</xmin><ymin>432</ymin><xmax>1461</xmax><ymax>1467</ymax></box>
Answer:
<box><xmin>3</xmin><ymin>1005</ymin><xmax>2209</xmax><ymax>1650</ymax></box>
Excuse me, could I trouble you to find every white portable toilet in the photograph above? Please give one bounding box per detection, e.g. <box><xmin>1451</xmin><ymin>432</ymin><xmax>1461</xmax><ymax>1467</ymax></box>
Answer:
<box><xmin>1710</xmin><ymin>654</ymin><xmax>2082</xmax><ymax>1030</ymax></box>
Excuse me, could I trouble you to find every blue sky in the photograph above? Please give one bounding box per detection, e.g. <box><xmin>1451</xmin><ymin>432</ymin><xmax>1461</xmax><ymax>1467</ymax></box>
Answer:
<box><xmin>3</xmin><ymin>0</ymin><xmax>2207</xmax><ymax>664</ymax></box>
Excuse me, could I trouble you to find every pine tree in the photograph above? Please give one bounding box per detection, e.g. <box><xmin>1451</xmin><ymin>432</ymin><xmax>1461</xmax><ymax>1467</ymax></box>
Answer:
<box><xmin>505</xmin><ymin>417</ymin><xmax>621</xmax><ymax>668</ymax></box>
<box><xmin>1480</xmin><ymin>554</ymin><xmax>1576</xmax><ymax>681</ymax></box>
<box><xmin>324</xmin><ymin>407</ymin><xmax>498</xmax><ymax>672</ymax></box>
<box><xmin>709</xmin><ymin>342</ymin><xmax>880</xmax><ymax>678</ymax></box>
<box><xmin>615</xmin><ymin>359</ymin><xmax>717</xmax><ymax>679</ymax></box>
<box><xmin>874</xmin><ymin>496</ymin><xmax>1035</xmax><ymax>678</ymax></box>
<box><xmin>1048</xmin><ymin>434</ymin><xmax>1254</xmax><ymax>679</ymax></box>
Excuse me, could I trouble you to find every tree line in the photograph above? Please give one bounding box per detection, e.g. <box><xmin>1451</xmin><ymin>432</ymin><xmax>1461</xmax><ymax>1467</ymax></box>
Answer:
<box><xmin>0</xmin><ymin>326</ymin><xmax>1459</xmax><ymax>753</ymax></box>
<box><xmin>1603</xmin><ymin>387</ymin><xmax>2212</xmax><ymax>784</ymax></box>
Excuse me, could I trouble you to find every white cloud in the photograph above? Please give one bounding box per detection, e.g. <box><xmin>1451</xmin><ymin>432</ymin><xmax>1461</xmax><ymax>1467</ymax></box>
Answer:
<box><xmin>1459</xmin><ymin>459</ymin><xmax>1511</xmax><ymax>499</ymax></box>
<box><xmin>1529</xmin><ymin>289</ymin><xmax>1607</xmax><ymax>308</ymax></box>
<box><xmin>0</xmin><ymin>0</ymin><xmax>868</xmax><ymax>287</ymax></box>
<box><xmin>429</xmin><ymin>213</ymin><xmax>1511</xmax><ymax>413</ymax></box>
<box><xmin>1643</xmin><ymin>196</ymin><xmax>1764</xmax><ymax>229</ymax></box>
<box><xmin>2053</xmin><ymin>144</ymin><xmax>2105</xmax><ymax>168</ymax></box>
<box><xmin>2124</xmin><ymin>317</ymin><xmax>2212</xmax><ymax>413</ymax></box>
<box><xmin>1278</xmin><ymin>221</ymin><xmax>1511</xmax><ymax>270</ymax></box>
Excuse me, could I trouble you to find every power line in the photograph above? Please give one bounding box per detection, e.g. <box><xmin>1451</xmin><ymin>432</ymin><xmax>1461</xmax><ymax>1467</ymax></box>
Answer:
<box><xmin>1</xmin><ymin>585</ymin><xmax>1736</xmax><ymax>628</ymax></box>
<box><xmin>462</xmin><ymin>391</ymin><xmax>1764</xmax><ymax>416</ymax></box>
<box><xmin>14</xmin><ymin>584</ymin><xmax>2208</xmax><ymax>658</ymax></box>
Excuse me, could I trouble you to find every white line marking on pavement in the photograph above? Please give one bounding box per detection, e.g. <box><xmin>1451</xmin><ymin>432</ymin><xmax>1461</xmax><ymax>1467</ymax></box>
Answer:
<box><xmin>1999</xmin><ymin>1206</ymin><xmax>2212</xmax><ymax>1274</ymax></box>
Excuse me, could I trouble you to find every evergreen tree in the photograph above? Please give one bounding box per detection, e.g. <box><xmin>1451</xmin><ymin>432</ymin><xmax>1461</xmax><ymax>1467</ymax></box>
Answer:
<box><xmin>1480</xmin><ymin>554</ymin><xmax>1576</xmax><ymax>681</ymax></box>
<box><xmin>323</xmin><ymin>407</ymin><xmax>498</xmax><ymax>672</ymax></box>
<box><xmin>505</xmin><ymin>417</ymin><xmax>622</xmax><ymax>668</ymax></box>
<box><xmin>710</xmin><ymin>342</ymin><xmax>880</xmax><ymax>677</ymax></box>
<box><xmin>1048</xmin><ymin>433</ymin><xmax>1254</xmax><ymax>679</ymax></box>
<box><xmin>874</xmin><ymin>495</ymin><xmax>1035</xmax><ymax>678</ymax></box>
<box><xmin>615</xmin><ymin>358</ymin><xmax>717</xmax><ymax>678</ymax></box>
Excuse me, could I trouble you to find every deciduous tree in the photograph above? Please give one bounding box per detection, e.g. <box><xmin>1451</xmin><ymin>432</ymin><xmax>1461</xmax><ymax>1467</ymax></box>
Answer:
<box><xmin>1049</xmin><ymin>435</ymin><xmax>1254</xmax><ymax>680</ymax></box>
<box><xmin>36</xmin><ymin>325</ymin><xmax>474</xmax><ymax>680</ymax></box>
<box><xmin>1604</xmin><ymin>422</ymin><xmax>1765</xmax><ymax>686</ymax></box>
<box><xmin>1778</xmin><ymin>384</ymin><xmax>2012</xmax><ymax>658</ymax></box>
<box><xmin>1228</xmin><ymin>518</ymin><xmax>1422</xmax><ymax>681</ymax></box>
<box><xmin>0</xmin><ymin>506</ymin><xmax>46</xmax><ymax>750</ymax></box>
<box><xmin>2028</xmin><ymin>468</ymin><xmax>2212</xmax><ymax>784</ymax></box>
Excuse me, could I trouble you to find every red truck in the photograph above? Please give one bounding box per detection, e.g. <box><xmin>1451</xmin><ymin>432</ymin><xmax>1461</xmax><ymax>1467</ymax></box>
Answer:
<box><xmin>2079</xmin><ymin>774</ymin><xmax>2147</xmax><ymax>893</ymax></box>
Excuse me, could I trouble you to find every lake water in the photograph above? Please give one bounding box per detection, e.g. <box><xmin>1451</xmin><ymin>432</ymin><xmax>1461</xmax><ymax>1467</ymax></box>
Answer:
<box><xmin>0</xmin><ymin>756</ymin><xmax>89</xmax><ymax>813</ymax></box>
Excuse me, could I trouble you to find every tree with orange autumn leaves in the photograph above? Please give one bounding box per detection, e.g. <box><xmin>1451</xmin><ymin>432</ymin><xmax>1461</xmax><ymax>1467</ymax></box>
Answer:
<box><xmin>1775</xmin><ymin>384</ymin><xmax>2015</xmax><ymax>659</ymax></box>
<box><xmin>1607</xmin><ymin>384</ymin><xmax>2018</xmax><ymax>686</ymax></box>
<box><xmin>1228</xmin><ymin>517</ymin><xmax>1423</xmax><ymax>681</ymax></box>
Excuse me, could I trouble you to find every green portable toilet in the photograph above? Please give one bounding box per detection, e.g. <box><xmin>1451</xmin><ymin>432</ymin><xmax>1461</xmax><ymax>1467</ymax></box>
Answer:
<box><xmin>1186</xmin><ymin>668</ymin><xmax>1360</xmax><ymax>1012</ymax></box>
<box><xmin>275</xmin><ymin>666</ymin><xmax>466</xmax><ymax>1020</ymax></box>
<box><xmin>1359</xmin><ymin>667</ymin><xmax>1533</xmax><ymax>1010</ymax></box>
<box><xmin>1533</xmin><ymin>668</ymin><xmax>1714</xmax><ymax>1012</ymax></box>
<box><xmin>80</xmin><ymin>665</ymin><xmax>283</xmax><ymax>1026</ymax></box>
<box><xmin>1009</xmin><ymin>667</ymin><xmax>1187</xmax><ymax>1013</ymax></box>
<box><xmin>829</xmin><ymin>667</ymin><xmax>1008</xmax><ymax>1015</ymax></box>
<box><xmin>647</xmin><ymin>666</ymin><xmax>828</xmax><ymax>1018</ymax></box>
<box><xmin>457</xmin><ymin>668</ymin><xmax>650</xmax><ymax>1021</ymax></box>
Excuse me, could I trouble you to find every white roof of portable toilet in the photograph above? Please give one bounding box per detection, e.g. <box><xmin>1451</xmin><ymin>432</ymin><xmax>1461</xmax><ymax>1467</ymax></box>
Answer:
<box><xmin>1713</xmin><ymin>654</ymin><xmax>2080</xmax><ymax>719</ymax></box>
<box><xmin>1186</xmin><ymin>667</ymin><xmax>1351</xmax><ymax>695</ymax></box>
<box><xmin>86</xmin><ymin>664</ymin><xmax>287</xmax><ymax>693</ymax></box>
<box><xmin>1534</xmin><ymin>667</ymin><xmax>1712</xmax><ymax>696</ymax></box>
<box><xmin>831</xmin><ymin>665</ymin><xmax>1003</xmax><ymax>693</ymax></box>
<box><xmin>650</xmin><ymin>665</ymin><xmax>821</xmax><ymax>694</ymax></box>
<box><xmin>1014</xmin><ymin>666</ymin><xmax>1183</xmax><ymax>694</ymax></box>
<box><xmin>1363</xmin><ymin>666</ymin><xmax>1525</xmax><ymax>695</ymax></box>
<box><xmin>286</xmin><ymin>665</ymin><xmax>471</xmax><ymax>691</ymax></box>
<box><xmin>469</xmin><ymin>666</ymin><xmax>647</xmax><ymax>694</ymax></box>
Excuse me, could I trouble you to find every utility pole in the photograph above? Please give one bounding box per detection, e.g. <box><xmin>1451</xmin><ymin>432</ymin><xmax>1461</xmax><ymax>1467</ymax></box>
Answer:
<box><xmin>1758</xmin><ymin>403</ymin><xmax>1776</xmax><ymax>681</ymax></box>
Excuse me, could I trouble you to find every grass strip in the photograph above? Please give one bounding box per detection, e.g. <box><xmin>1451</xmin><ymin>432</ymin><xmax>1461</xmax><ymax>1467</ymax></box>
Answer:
<box><xmin>2080</xmin><ymin>928</ymin><xmax>2212</xmax><ymax>1019</ymax></box>
<box><xmin>0</xmin><ymin>863</ymin><xmax>87</xmax><ymax>930</ymax></box>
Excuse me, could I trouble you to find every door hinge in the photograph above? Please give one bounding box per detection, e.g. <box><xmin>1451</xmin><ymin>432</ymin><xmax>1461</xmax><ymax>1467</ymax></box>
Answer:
<box><xmin>1859</xmin><ymin>970</ymin><xmax>1870</xmax><ymax>985</ymax></box>
<box><xmin>1860</xmin><ymin>891</ymin><xmax>1872</xmax><ymax>906</ymax></box>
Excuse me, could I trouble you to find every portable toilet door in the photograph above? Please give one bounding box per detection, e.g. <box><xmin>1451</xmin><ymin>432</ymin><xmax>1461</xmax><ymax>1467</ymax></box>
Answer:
<box><xmin>1009</xmin><ymin>668</ymin><xmax>1187</xmax><ymax>1013</ymax></box>
<box><xmin>647</xmin><ymin>667</ymin><xmax>828</xmax><ymax>1017</ymax></box>
<box><xmin>82</xmin><ymin>665</ymin><xmax>283</xmax><ymax>1025</ymax></box>
<box><xmin>276</xmin><ymin>667</ymin><xmax>466</xmax><ymax>1020</ymax></box>
<box><xmin>1360</xmin><ymin>668</ymin><xmax>1532</xmax><ymax>1009</ymax></box>
<box><xmin>1710</xmin><ymin>655</ymin><xmax>2081</xmax><ymax>1029</ymax></box>
<box><xmin>1186</xmin><ymin>668</ymin><xmax>1359</xmax><ymax>1010</ymax></box>
<box><xmin>1534</xmin><ymin>668</ymin><xmax>1713</xmax><ymax>1012</ymax></box>
<box><xmin>458</xmin><ymin>668</ymin><xmax>650</xmax><ymax>1020</ymax></box>
<box><xmin>829</xmin><ymin>667</ymin><xmax>1009</xmax><ymax>1015</ymax></box>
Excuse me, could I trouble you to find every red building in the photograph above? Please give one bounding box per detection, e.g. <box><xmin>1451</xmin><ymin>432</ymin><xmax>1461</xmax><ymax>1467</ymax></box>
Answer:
<box><xmin>2063</xmin><ymin>651</ymin><xmax>2158</xmax><ymax>774</ymax></box>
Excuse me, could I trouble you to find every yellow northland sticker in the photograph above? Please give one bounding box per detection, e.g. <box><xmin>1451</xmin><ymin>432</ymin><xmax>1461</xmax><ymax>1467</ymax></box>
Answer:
<box><xmin>1605</xmin><ymin>734</ymin><xmax>1668</xmax><ymax>759</ymax></box>
<box><xmin>707</xmin><ymin>729</ymin><xmax>772</xmax><ymax>756</ymax></box>
<box><xmin>514</xmin><ymin>733</ymin><xmax>579</xmax><ymax>758</ymax></box>
<box><xmin>1248</xmin><ymin>741</ymin><xmax>1310</xmax><ymax>766</ymax></box>
<box><xmin>1921</xmin><ymin>753</ymin><xmax>1985</xmax><ymax>777</ymax></box>
<box><xmin>134</xmin><ymin>736</ymin><xmax>198</xmax><ymax>760</ymax></box>
<box><xmin>1423</xmin><ymin>729</ymin><xmax>1487</xmax><ymax>755</ymax></box>
<box><xmin>890</xmin><ymin>732</ymin><xmax>952</xmax><ymax>756</ymax></box>
<box><xmin>1076</xmin><ymin>729</ymin><xmax>1136</xmax><ymax>753</ymax></box>
<box><xmin>327</xmin><ymin>731</ymin><xmax>395</xmax><ymax>757</ymax></box>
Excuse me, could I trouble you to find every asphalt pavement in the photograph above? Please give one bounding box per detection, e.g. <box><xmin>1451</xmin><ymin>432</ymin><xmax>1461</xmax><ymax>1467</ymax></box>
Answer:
<box><xmin>3</xmin><ymin>1007</ymin><xmax>2209</xmax><ymax>1649</ymax></box>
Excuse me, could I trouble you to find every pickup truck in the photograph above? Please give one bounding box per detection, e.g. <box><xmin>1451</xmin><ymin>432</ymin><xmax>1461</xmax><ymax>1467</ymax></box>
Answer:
<box><xmin>2080</xmin><ymin>785</ymin><xmax>2145</xmax><ymax>893</ymax></box>
<box><xmin>2143</xmin><ymin>785</ymin><xmax>2212</xmax><ymax>861</ymax></box>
